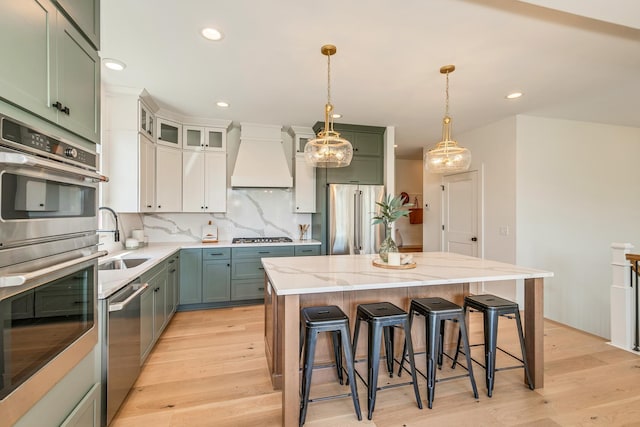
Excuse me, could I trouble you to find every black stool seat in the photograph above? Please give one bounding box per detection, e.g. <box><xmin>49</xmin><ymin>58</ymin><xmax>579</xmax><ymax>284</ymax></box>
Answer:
<box><xmin>299</xmin><ymin>306</ymin><xmax>361</xmax><ymax>426</ymax></box>
<box><xmin>464</xmin><ymin>294</ymin><xmax>519</xmax><ymax>311</ymax></box>
<box><xmin>352</xmin><ymin>302</ymin><xmax>422</xmax><ymax>420</ymax></box>
<box><xmin>398</xmin><ymin>297</ymin><xmax>478</xmax><ymax>408</ymax></box>
<box><xmin>302</xmin><ymin>305</ymin><xmax>349</xmax><ymax>325</ymax></box>
<box><xmin>453</xmin><ymin>294</ymin><xmax>533</xmax><ymax>397</ymax></box>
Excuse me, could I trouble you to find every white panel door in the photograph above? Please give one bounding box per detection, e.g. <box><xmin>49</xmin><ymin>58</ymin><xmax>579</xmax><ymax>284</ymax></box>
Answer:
<box><xmin>443</xmin><ymin>171</ymin><xmax>478</xmax><ymax>256</ymax></box>
<box><xmin>156</xmin><ymin>145</ymin><xmax>182</xmax><ymax>212</ymax></box>
<box><xmin>182</xmin><ymin>150</ymin><xmax>205</xmax><ymax>212</ymax></box>
<box><xmin>204</xmin><ymin>152</ymin><xmax>226</xmax><ymax>212</ymax></box>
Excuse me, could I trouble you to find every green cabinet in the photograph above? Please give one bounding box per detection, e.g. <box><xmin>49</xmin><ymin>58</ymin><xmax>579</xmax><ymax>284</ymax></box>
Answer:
<box><xmin>179</xmin><ymin>248</ymin><xmax>231</xmax><ymax>306</ymax></box>
<box><xmin>54</xmin><ymin>0</ymin><xmax>100</xmax><ymax>49</ymax></box>
<box><xmin>140</xmin><ymin>284</ymin><xmax>154</xmax><ymax>363</ymax></box>
<box><xmin>313</xmin><ymin>123</ymin><xmax>385</xmax><ymax>185</ymax></box>
<box><xmin>166</xmin><ymin>252</ymin><xmax>180</xmax><ymax>316</ymax></box>
<box><xmin>231</xmin><ymin>246</ymin><xmax>295</xmax><ymax>301</ymax></box>
<box><xmin>295</xmin><ymin>245</ymin><xmax>321</xmax><ymax>256</ymax></box>
<box><xmin>0</xmin><ymin>0</ymin><xmax>100</xmax><ymax>143</ymax></box>
<box><xmin>178</xmin><ymin>248</ymin><xmax>203</xmax><ymax>304</ymax></box>
<box><xmin>203</xmin><ymin>259</ymin><xmax>231</xmax><ymax>302</ymax></box>
<box><xmin>140</xmin><ymin>261</ymin><xmax>168</xmax><ymax>363</ymax></box>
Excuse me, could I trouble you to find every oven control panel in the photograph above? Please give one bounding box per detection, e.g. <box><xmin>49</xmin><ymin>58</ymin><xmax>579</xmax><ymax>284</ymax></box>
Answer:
<box><xmin>0</xmin><ymin>115</ymin><xmax>97</xmax><ymax>170</ymax></box>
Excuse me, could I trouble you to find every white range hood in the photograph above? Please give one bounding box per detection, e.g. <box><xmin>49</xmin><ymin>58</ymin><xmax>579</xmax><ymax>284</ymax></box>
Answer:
<box><xmin>231</xmin><ymin>123</ymin><xmax>293</xmax><ymax>188</ymax></box>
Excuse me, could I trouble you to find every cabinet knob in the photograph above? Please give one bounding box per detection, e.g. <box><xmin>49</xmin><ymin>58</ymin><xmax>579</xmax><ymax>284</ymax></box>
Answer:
<box><xmin>61</xmin><ymin>106</ymin><xmax>70</xmax><ymax>115</ymax></box>
<box><xmin>158</xmin><ymin>205</ymin><xmax>162</xmax><ymax>208</ymax></box>
<box><xmin>147</xmin><ymin>205</ymin><xmax>152</xmax><ymax>208</ymax></box>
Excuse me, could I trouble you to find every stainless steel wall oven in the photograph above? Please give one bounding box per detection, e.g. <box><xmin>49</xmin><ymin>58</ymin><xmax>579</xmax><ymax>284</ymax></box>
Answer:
<box><xmin>0</xmin><ymin>113</ymin><xmax>106</xmax><ymax>425</ymax></box>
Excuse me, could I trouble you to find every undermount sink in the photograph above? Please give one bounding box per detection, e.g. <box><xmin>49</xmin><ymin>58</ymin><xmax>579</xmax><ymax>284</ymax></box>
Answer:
<box><xmin>99</xmin><ymin>257</ymin><xmax>149</xmax><ymax>271</ymax></box>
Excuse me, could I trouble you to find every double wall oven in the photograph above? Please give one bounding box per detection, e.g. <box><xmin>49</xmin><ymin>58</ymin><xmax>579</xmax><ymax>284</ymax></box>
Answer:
<box><xmin>0</xmin><ymin>113</ymin><xmax>106</xmax><ymax>425</ymax></box>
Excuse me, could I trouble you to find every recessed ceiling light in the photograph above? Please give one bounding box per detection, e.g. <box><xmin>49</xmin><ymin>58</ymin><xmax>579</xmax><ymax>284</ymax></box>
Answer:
<box><xmin>201</xmin><ymin>27</ymin><xmax>223</xmax><ymax>41</ymax></box>
<box><xmin>103</xmin><ymin>58</ymin><xmax>126</xmax><ymax>71</ymax></box>
<box><xmin>506</xmin><ymin>91</ymin><xmax>523</xmax><ymax>99</ymax></box>
<box><xmin>216</xmin><ymin>101</ymin><xmax>229</xmax><ymax>108</ymax></box>
<box><xmin>332</xmin><ymin>113</ymin><xmax>342</xmax><ymax>119</ymax></box>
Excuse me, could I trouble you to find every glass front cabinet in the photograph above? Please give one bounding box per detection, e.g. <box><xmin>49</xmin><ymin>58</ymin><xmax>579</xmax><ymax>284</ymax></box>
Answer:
<box><xmin>157</xmin><ymin>117</ymin><xmax>182</xmax><ymax>148</ymax></box>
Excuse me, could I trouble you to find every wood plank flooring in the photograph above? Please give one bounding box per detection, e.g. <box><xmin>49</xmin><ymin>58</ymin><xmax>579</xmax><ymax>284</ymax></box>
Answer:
<box><xmin>111</xmin><ymin>305</ymin><xmax>640</xmax><ymax>426</ymax></box>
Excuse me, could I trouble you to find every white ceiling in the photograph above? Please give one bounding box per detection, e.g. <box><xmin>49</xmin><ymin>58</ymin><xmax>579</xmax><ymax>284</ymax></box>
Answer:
<box><xmin>100</xmin><ymin>0</ymin><xmax>640</xmax><ymax>159</ymax></box>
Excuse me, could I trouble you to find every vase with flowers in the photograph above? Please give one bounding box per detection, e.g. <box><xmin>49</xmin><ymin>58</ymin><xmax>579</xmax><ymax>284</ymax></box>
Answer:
<box><xmin>372</xmin><ymin>194</ymin><xmax>410</xmax><ymax>263</ymax></box>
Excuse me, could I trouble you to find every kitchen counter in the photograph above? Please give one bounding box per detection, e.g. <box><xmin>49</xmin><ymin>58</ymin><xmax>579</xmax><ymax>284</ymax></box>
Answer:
<box><xmin>98</xmin><ymin>240</ymin><xmax>320</xmax><ymax>299</ymax></box>
<box><xmin>261</xmin><ymin>252</ymin><xmax>553</xmax><ymax>426</ymax></box>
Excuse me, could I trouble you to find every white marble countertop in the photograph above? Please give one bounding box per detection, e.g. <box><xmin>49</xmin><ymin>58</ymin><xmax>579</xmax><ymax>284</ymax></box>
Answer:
<box><xmin>262</xmin><ymin>252</ymin><xmax>553</xmax><ymax>296</ymax></box>
<box><xmin>98</xmin><ymin>239</ymin><xmax>320</xmax><ymax>299</ymax></box>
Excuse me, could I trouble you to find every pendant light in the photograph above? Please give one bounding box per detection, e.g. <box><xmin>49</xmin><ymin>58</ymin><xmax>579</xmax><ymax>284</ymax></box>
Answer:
<box><xmin>304</xmin><ymin>45</ymin><xmax>353</xmax><ymax>168</ymax></box>
<box><xmin>424</xmin><ymin>65</ymin><xmax>471</xmax><ymax>173</ymax></box>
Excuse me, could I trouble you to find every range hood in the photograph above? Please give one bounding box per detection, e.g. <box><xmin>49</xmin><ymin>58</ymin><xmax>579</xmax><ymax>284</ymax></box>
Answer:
<box><xmin>231</xmin><ymin>123</ymin><xmax>293</xmax><ymax>188</ymax></box>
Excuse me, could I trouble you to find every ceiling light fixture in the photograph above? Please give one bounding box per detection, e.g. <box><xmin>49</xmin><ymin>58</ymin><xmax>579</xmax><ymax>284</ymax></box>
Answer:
<box><xmin>506</xmin><ymin>91</ymin><xmax>523</xmax><ymax>99</ymax></box>
<box><xmin>201</xmin><ymin>27</ymin><xmax>223</xmax><ymax>41</ymax></box>
<box><xmin>424</xmin><ymin>65</ymin><xmax>471</xmax><ymax>174</ymax></box>
<box><xmin>216</xmin><ymin>101</ymin><xmax>229</xmax><ymax>108</ymax></box>
<box><xmin>103</xmin><ymin>58</ymin><xmax>126</xmax><ymax>71</ymax></box>
<box><xmin>304</xmin><ymin>44</ymin><xmax>353</xmax><ymax>168</ymax></box>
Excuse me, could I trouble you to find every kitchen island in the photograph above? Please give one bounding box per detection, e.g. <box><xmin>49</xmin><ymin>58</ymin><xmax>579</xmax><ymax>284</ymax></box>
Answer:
<box><xmin>262</xmin><ymin>252</ymin><xmax>553</xmax><ymax>426</ymax></box>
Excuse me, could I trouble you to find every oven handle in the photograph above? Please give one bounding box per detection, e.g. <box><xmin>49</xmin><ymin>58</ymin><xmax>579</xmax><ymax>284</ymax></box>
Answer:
<box><xmin>109</xmin><ymin>283</ymin><xmax>149</xmax><ymax>312</ymax></box>
<box><xmin>0</xmin><ymin>250</ymin><xmax>108</xmax><ymax>288</ymax></box>
<box><xmin>0</xmin><ymin>152</ymin><xmax>109</xmax><ymax>183</ymax></box>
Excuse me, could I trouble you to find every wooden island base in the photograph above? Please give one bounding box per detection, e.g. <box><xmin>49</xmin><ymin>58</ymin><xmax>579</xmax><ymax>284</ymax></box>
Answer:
<box><xmin>265</xmin><ymin>283</ymin><xmax>469</xmax><ymax>390</ymax></box>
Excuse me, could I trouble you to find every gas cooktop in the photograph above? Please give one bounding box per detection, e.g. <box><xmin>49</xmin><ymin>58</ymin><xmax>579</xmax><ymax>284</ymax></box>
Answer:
<box><xmin>232</xmin><ymin>237</ymin><xmax>293</xmax><ymax>244</ymax></box>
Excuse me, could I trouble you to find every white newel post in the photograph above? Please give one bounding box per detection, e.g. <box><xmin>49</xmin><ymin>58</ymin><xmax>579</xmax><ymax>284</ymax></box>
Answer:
<box><xmin>610</xmin><ymin>242</ymin><xmax>634</xmax><ymax>350</ymax></box>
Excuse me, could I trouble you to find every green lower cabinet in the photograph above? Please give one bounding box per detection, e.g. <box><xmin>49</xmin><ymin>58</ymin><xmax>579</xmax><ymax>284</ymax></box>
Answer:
<box><xmin>179</xmin><ymin>245</ymin><xmax>319</xmax><ymax>308</ymax></box>
<box><xmin>231</xmin><ymin>279</ymin><xmax>265</xmax><ymax>301</ymax></box>
<box><xmin>166</xmin><ymin>253</ymin><xmax>180</xmax><ymax>317</ymax></box>
<box><xmin>295</xmin><ymin>245</ymin><xmax>321</xmax><ymax>256</ymax></box>
<box><xmin>140</xmin><ymin>285</ymin><xmax>154</xmax><ymax>362</ymax></box>
<box><xmin>60</xmin><ymin>383</ymin><xmax>100</xmax><ymax>427</ymax></box>
<box><xmin>203</xmin><ymin>259</ymin><xmax>231</xmax><ymax>302</ymax></box>
<box><xmin>152</xmin><ymin>272</ymin><xmax>167</xmax><ymax>338</ymax></box>
<box><xmin>179</xmin><ymin>249</ymin><xmax>203</xmax><ymax>304</ymax></box>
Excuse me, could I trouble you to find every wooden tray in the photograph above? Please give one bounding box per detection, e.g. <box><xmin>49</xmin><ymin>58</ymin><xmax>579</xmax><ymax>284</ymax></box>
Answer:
<box><xmin>372</xmin><ymin>259</ymin><xmax>417</xmax><ymax>269</ymax></box>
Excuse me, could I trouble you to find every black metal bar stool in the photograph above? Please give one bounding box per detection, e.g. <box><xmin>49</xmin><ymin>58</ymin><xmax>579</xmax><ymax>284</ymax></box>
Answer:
<box><xmin>351</xmin><ymin>302</ymin><xmax>422</xmax><ymax>420</ymax></box>
<box><xmin>453</xmin><ymin>294</ymin><xmax>533</xmax><ymax>397</ymax></box>
<box><xmin>299</xmin><ymin>305</ymin><xmax>361</xmax><ymax>426</ymax></box>
<box><xmin>398</xmin><ymin>297</ymin><xmax>478</xmax><ymax>408</ymax></box>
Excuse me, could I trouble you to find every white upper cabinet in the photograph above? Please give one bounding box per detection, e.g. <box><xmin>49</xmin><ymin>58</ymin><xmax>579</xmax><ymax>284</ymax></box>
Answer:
<box><xmin>183</xmin><ymin>125</ymin><xmax>227</xmax><ymax>151</ymax></box>
<box><xmin>182</xmin><ymin>151</ymin><xmax>226</xmax><ymax>213</ymax></box>
<box><xmin>139</xmin><ymin>100</ymin><xmax>155</xmax><ymax>140</ymax></box>
<box><xmin>155</xmin><ymin>145</ymin><xmax>182</xmax><ymax>212</ymax></box>
<box><xmin>289</xmin><ymin>126</ymin><xmax>316</xmax><ymax>213</ymax></box>
<box><xmin>156</xmin><ymin>117</ymin><xmax>182</xmax><ymax>148</ymax></box>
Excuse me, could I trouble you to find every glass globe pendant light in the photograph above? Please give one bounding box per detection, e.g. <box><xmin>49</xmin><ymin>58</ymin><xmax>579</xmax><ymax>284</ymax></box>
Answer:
<box><xmin>424</xmin><ymin>65</ymin><xmax>471</xmax><ymax>173</ymax></box>
<box><xmin>304</xmin><ymin>45</ymin><xmax>353</xmax><ymax>168</ymax></box>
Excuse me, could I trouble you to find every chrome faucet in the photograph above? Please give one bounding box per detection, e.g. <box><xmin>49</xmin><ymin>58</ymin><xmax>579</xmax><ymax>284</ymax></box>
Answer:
<box><xmin>98</xmin><ymin>206</ymin><xmax>120</xmax><ymax>242</ymax></box>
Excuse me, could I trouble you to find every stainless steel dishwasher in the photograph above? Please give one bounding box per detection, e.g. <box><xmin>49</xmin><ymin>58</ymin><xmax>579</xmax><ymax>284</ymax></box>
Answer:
<box><xmin>102</xmin><ymin>281</ymin><xmax>148</xmax><ymax>425</ymax></box>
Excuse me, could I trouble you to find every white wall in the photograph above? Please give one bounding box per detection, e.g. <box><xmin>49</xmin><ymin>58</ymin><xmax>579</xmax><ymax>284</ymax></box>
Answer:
<box><xmin>395</xmin><ymin>159</ymin><xmax>423</xmax><ymax>246</ymax></box>
<box><xmin>515</xmin><ymin>115</ymin><xmax>640</xmax><ymax>338</ymax></box>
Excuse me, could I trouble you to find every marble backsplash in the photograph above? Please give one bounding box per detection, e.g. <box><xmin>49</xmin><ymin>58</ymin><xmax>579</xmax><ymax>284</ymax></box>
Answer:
<box><xmin>117</xmin><ymin>188</ymin><xmax>312</xmax><ymax>243</ymax></box>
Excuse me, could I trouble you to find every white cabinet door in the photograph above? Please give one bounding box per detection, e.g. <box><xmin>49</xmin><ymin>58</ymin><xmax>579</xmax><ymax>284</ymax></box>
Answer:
<box><xmin>182</xmin><ymin>150</ymin><xmax>205</xmax><ymax>212</ymax></box>
<box><xmin>139</xmin><ymin>100</ymin><xmax>155</xmax><ymax>139</ymax></box>
<box><xmin>204</xmin><ymin>152</ymin><xmax>226</xmax><ymax>212</ymax></box>
<box><xmin>156</xmin><ymin>145</ymin><xmax>182</xmax><ymax>212</ymax></box>
<box><xmin>139</xmin><ymin>135</ymin><xmax>156</xmax><ymax>212</ymax></box>
<box><xmin>157</xmin><ymin>117</ymin><xmax>182</xmax><ymax>148</ymax></box>
<box><xmin>294</xmin><ymin>154</ymin><xmax>315</xmax><ymax>212</ymax></box>
<box><xmin>183</xmin><ymin>125</ymin><xmax>205</xmax><ymax>151</ymax></box>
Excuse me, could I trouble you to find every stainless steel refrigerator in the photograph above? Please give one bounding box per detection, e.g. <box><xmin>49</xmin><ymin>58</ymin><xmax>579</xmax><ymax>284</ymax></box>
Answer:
<box><xmin>327</xmin><ymin>183</ymin><xmax>385</xmax><ymax>255</ymax></box>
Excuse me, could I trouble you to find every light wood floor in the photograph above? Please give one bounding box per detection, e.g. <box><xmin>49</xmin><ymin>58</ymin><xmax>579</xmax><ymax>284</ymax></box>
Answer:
<box><xmin>112</xmin><ymin>305</ymin><xmax>640</xmax><ymax>426</ymax></box>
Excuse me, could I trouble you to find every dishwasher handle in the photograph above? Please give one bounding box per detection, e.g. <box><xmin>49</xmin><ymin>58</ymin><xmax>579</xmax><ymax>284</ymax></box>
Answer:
<box><xmin>109</xmin><ymin>283</ymin><xmax>149</xmax><ymax>312</ymax></box>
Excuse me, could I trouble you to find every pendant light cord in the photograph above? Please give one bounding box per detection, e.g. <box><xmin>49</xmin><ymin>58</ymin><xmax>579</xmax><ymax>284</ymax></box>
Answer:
<box><xmin>444</xmin><ymin>71</ymin><xmax>450</xmax><ymax>117</ymax></box>
<box><xmin>327</xmin><ymin>53</ymin><xmax>332</xmax><ymax>106</ymax></box>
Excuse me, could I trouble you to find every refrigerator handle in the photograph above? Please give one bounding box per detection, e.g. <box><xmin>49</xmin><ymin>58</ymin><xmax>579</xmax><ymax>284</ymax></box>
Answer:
<box><xmin>356</xmin><ymin>190</ymin><xmax>363</xmax><ymax>253</ymax></box>
<box><xmin>353</xmin><ymin>190</ymin><xmax>360</xmax><ymax>253</ymax></box>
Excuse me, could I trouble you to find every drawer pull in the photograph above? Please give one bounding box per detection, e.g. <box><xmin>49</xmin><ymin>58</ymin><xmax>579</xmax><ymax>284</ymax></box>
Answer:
<box><xmin>258</xmin><ymin>287</ymin><xmax>264</xmax><ymax>291</ymax></box>
<box><xmin>258</xmin><ymin>251</ymin><xmax>270</xmax><ymax>254</ymax></box>
<box><xmin>210</xmin><ymin>252</ymin><xmax>224</xmax><ymax>256</ymax></box>
<box><xmin>258</xmin><ymin>267</ymin><xmax>264</xmax><ymax>270</ymax></box>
